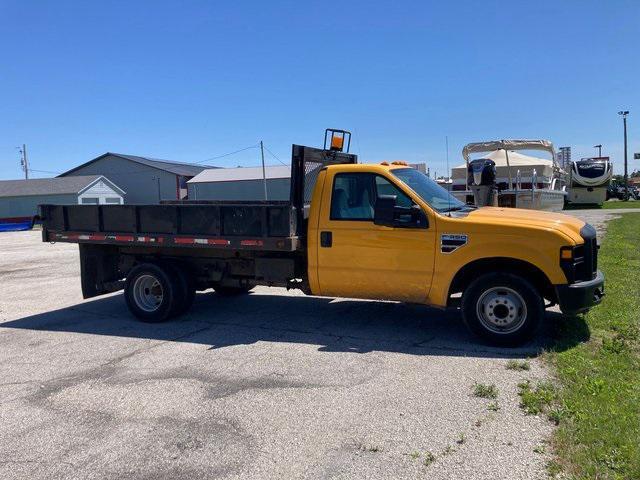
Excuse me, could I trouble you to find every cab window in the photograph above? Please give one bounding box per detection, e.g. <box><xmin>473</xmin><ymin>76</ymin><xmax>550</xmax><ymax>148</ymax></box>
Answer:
<box><xmin>375</xmin><ymin>176</ymin><xmax>413</xmax><ymax>207</ymax></box>
<box><xmin>331</xmin><ymin>173</ymin><xmax>375</xmax><ymax>220</ymax></box>
<box><xmin>330</xmin><ymin>173</ymin><xmax>414</xmax><ymax>220</ymax></box>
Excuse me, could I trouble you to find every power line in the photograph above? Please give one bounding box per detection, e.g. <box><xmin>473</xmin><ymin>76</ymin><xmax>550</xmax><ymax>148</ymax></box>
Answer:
<box><xmin>18</xmin><ymin>143</ymin><xmax>271</xmax><ymax>179</ymax></box>
<box><xmin>352</xmin><ymin>128</ymin><xmax>363</xmax><ymax>157</ymax></box>
<box><xmin>262</xmin><ymin>144</ymin><xmax>288</xmax><ymax>166</ymax></box>
<box><xmin>196</xmin><ymin>144</ymin><xmax>259</xmax><ymax>165</ymax></box>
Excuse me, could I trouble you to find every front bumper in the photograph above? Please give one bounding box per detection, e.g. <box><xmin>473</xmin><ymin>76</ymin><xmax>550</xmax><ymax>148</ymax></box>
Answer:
<box><xmin>555</xmin><ymin>270</ymin><xmax>605</xmax><ymax>315</ymax></box>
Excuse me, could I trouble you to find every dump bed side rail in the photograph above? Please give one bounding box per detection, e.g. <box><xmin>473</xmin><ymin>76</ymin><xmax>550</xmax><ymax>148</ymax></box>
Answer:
<box><xmin>40</xmin><ymin>203</ymin><xmax>299</xmax><ymax>252</ymax></box>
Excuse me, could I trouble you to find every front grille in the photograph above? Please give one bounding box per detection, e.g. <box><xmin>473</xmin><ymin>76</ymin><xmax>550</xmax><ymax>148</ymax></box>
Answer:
<box><xmin>578</xmin><ymin>224</ymin><xmax>598</xmax><ymax>280</ymax></box>
<box><xmin>591</xmin><ymin>237</ymin><xmax>598</xmax><ymax>276</ymax></box>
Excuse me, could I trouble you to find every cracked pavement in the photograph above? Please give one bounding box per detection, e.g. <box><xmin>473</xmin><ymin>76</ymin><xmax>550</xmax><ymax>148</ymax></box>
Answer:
<box><xmin>0</xmin><ymin>227</ymin><xmax>591</xmax><ymax>479</ymax></box>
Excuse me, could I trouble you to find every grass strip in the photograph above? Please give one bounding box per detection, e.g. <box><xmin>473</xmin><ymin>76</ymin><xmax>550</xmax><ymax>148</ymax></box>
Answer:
<box><xmin>563</xmin><ymin>200</ymin><xmax>640</xmax><ymax>210</ymax></box>
<box><xmin>549</xmin><ymin>213</ymin><xmax>640</xmax><ymax>479</ymax></box>
<box><xmin>602</xmin><ymin>200</ymin><xmax>640</xmax><ymax>209</ymax></box>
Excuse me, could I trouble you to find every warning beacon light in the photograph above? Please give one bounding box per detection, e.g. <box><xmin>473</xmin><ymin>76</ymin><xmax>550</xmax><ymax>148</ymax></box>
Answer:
<box><xmin>324</xmin><ymin>129</ymin><xmax>351</xmax><ymax>153</ymax></box>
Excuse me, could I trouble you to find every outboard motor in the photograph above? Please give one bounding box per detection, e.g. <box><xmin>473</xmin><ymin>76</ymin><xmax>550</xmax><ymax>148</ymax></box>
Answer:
<box><xmin>467</xmin><ymin>158</ymin><xmax>497</xmax><ymax>207</ymax></box>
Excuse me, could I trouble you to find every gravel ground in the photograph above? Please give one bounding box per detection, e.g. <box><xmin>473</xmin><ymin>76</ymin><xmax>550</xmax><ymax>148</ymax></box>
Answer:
<box><xmin>567</xmin><ymin>208</ymin><xmax>640</xmax><ymax>240</ymax></box>
<box><xmin>0</xmin><ymin>209</ymin><xmax>625</xmax><ymax>480</ymax></box>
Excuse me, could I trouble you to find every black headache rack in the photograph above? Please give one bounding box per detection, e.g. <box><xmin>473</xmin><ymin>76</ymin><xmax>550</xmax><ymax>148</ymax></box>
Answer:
<box><xmin>40</xmin><ymin>144</ymin><xmax>357</xmax><ymax>252</ymax></box>
<box><xmin>290</xmin><ymin>144</ymin><xmax>358</xmax><ymax>230</ymax></box>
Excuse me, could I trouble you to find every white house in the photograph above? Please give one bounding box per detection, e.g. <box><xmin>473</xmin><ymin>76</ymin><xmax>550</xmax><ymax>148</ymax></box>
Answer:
<box><xmin>0</xmin><ymin>175</ymin><xmax>125</xmax><ymax>224</ymax></box>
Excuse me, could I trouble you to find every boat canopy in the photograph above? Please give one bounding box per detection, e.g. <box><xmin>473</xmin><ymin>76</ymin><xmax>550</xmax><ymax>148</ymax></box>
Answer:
<box><xmin>456</xmin><ymin>139</ymin><xmax>559</xmax><ymax>189</ymax></box>
<box><xmin>452</xmin><ymin>149</ymin><xmax>555</xmax><ymax>181</ymax></box>
<box><xmin>462</xmin><ymin>139</ymin><xmax>556</xmax><ymax>162</ymax></box>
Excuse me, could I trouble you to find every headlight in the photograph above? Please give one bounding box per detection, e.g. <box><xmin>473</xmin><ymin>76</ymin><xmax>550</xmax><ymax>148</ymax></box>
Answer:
<box><xmin>560</xmin><ymin>245</ymin><xmax>585</xmax><ymax>283</ymax></box>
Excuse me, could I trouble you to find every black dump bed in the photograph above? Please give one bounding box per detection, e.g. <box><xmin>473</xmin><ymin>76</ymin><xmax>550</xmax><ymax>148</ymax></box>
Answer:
<box><xmin>41</xmin><ymin>202</ymin><xmax>299</xmax><ymax>251</ymax></box>
<box><xmin>40</xmin><ymin>144</ymin><xmax>357</xmax><ymax>253</ymax></box>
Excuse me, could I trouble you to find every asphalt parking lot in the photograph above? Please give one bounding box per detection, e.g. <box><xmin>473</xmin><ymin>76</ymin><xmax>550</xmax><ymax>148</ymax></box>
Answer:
<box><xmin>1</xmin><ymin>210</ymin><xmax>622</xmax><ymax>480</ymax></box>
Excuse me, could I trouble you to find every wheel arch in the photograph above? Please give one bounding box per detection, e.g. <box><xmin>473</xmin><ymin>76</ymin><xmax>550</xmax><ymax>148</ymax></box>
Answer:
<box><xmin>447</xmin><ymin>257</ymin><xmax>556</xmax><ymax>307</ymax></box>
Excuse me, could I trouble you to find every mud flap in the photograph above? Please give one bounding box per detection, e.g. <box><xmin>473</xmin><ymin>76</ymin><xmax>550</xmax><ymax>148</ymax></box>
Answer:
<box><xmin>79</xmin><ymin>244</ymin><xmax>122</xmax><ymax>299</ymax></box>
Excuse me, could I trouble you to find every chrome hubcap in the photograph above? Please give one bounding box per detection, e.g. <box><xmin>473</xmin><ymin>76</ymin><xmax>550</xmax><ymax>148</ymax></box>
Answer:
<box><xmin>132</xmin><ymin>274</ymin><xmax>164</xmax><ymax>312</ymax></box>
<box><xmin>476</xmin><ymin>286</ymin><xmax>527</xmax><ymax>334</ymax></box>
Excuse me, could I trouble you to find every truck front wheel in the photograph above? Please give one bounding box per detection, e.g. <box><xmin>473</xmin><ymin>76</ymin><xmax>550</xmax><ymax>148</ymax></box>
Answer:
<box><xmin>461</xmin><ymin>273</ymin><xmax>543</xmax><ymax>346</ymax></box>
<box><xmin>124</xmin><ymin>263</ymin><xmax>179</xmax><ymax>322</ymax></box>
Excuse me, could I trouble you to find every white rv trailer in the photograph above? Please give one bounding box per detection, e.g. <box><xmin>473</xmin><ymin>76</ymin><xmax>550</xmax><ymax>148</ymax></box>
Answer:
<box><xmin>567</xmin><ymin>157</ymin><xmax>613</xmax><ymax>206</ymax></box>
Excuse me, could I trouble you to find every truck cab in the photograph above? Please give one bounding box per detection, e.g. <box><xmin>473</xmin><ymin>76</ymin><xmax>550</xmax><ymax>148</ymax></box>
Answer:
<box><xmin>40</xmin><ymin>129</ymin><xmax>604</xmax><ymax>346</ymax></box>
<box><xmin>306</xmin><ymin>161</ymin><xmax>603</xmax><ymax>345</ymax></box>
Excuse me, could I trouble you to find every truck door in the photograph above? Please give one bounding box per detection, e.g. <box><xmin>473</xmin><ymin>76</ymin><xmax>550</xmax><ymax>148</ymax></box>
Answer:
<box><xmin>316</xmin><ymin>171</ymin><xmax>435</xmax><ymax>303</ymax></box>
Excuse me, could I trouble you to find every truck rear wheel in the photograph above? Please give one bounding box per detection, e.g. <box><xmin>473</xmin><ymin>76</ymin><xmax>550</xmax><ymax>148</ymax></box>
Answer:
<box><xmin>461</xmin><ymin>273</ymin><xmax>543</xmax><ymax>346</ymax></box>
<box><xmin>125</xmin><ymin>263</ymin><xmax>179</xmax><ymax>322</ymax></box>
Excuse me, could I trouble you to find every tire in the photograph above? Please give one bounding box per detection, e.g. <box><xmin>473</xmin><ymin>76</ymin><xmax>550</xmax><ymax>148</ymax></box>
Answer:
<box><xmin>213</xmin><ymin>285</ymin><xmax>254</xmax><ymax>296</ymax></box>
<box><xmin>461</xmin><ymin>272</ymin><xmax>544</xmax><ymax>346</ymax></box>
<box><xmin>124</xmin><ymin>263</ymin><xmax>179</xmax><ymax>323</ymax></box>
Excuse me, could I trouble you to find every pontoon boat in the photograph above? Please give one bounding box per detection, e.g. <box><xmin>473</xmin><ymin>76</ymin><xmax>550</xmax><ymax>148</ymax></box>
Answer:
<box><xmin>451</xmin><ymin>139</ymin><xmax>567</xmax><ymax>211</ymax></box>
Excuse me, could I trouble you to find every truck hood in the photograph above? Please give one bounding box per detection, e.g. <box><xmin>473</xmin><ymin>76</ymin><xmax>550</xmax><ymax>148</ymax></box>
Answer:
<box><xmin>464</xmin><ymin>207</ymin><xmax>586</xmax><ymax>243</ymax></box>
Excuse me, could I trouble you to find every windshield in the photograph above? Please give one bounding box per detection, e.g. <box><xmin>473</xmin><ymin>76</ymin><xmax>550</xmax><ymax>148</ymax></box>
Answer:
<box><xmin>391</xmin><ymin>168</ymin><xmax>467</xmax><ymax>213</ymax></box>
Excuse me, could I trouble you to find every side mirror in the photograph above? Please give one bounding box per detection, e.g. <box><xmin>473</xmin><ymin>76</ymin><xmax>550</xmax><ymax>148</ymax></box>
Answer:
<box><xmin>374</xmin><ymin>195</ymin><xmax>428</xmax><ymax>229</ymax></box>
<box><xmin>374</xmin><ymin>195</ymin><xmax>396</xmax><ymax>227</ymax></box>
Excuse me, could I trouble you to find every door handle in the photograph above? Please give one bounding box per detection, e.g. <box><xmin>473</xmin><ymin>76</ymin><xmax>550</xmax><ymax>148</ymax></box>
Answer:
<box><xmin>320</xmin><ymin>231</ymin><xmax>332</xmax><ymax>247</ymax></box>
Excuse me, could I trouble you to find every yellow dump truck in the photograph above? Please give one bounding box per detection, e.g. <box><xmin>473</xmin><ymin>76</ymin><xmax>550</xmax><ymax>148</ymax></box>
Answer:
<box><xmin>40</xmin><ymin>130</ymin><xmax>604</xmax><ymax>346</ymax></box>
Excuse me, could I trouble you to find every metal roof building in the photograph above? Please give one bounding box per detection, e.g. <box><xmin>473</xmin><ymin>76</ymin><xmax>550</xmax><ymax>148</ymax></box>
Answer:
<box><xmin>59</xmin><ymin>153</ymin><xmax>211</xmax><ymax>204</ymax></box>
<box><xmin>187</xmin><ymin>165</ymin><xmax>291</xmax><ymax>201</ymax></box>
<box><xmin>187</xmin><ymin>162</ymin><xmax>430</xmax><ymax>202</ymax></box>
<box><xmin>0</xmin><ymin>176</ymin><xmax>124</xmax><ymax>226</ymax></box>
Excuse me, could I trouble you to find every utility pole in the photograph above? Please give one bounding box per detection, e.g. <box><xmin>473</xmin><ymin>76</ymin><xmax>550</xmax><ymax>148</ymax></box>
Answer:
<box><xmin>594</xmin><ymin>144</ymin><xmax>602</xmax><ymax>157</ymax></box>
<box><xmin>618</xmin><ymin>111</ymin><xmax>629</xmax><ymax>200</ymax></box>
<box><xmin>260</xmin><ymin>140</ymin><xmax>267</xmax><ymax>201</ymax></box>
<box><xmin>20</xmin><ymin>144</ymin><xmax>29</xmax><ymax>179</ymax></box>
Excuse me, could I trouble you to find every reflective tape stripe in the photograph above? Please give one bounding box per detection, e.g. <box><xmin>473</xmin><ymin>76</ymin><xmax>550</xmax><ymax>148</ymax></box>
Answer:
<box><xmin>208</xmin><ymin>239</ymin><xmax>230</xmax><ymax>245</ymax></box>
<box><xmin>51</xmin><ymin>232</ymin><xmax>234</xmax><ymax>246</ymax></box>
<box><xmin>240</xmin><ymin>239</ymin><xmax>263</xmax><ymax>246</ymax></box>
<box><xmin>135</xmin><ymin>236</ymin><xmax>163</xmax><ymax>243</ymax></box>
<box><xmin>174</xmin><ymin>237</ymin><xmax>230</xmax><ymax>246</ymax></box>
<box><xmin>174</xmin><ymin>237</ymin><xmax>194</xmax><ymax>244</ymax></box>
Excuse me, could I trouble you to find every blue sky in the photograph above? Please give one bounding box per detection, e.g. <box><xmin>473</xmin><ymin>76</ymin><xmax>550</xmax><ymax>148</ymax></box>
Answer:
<box><xmin>1</xmin><ymin>0</ymin><xmax>638</xmax><ymax>179</ymax></box>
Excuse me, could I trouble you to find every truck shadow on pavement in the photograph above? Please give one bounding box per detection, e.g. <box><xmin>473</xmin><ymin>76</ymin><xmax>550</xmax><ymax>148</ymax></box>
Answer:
<box><xmin>1</xmin><ymin>290</ymin><xmax>589</xmax><ymax>358</ymax></box>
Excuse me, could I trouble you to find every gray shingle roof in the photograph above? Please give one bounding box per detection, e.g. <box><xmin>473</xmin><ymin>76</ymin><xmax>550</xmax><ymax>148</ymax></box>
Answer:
<box><xmin>60</xmin><ymin>153</ymin><xmax>212</xmax><ymax>177</ymax></box>
<box><xmin>0</xmin><ymin>176</ymin><xmax>103</xmax><ymax>197</ymax></box>
<box><xmin>112</xmin><ymin>153</ymin><xmax>211</xmax><ymax>176</ymax></box>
